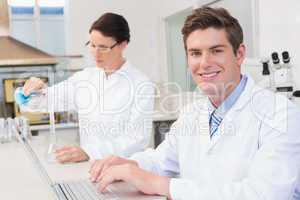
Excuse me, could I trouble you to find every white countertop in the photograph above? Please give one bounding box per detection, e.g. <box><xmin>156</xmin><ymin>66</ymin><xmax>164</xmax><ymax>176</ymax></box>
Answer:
<box><xmin>0</xmin><ymin>141</ymin><xmax>56</xmax><ymax>200</ymax></box>
<box><xmin>0</xmin><ymin>135</ymin><xmax>166</xmax><ymax>200</ymax></box>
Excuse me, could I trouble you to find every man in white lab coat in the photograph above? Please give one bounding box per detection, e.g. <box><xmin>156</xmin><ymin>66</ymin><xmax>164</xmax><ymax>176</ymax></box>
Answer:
<box><xmin>22</xmin><ymin>13</ymin><xmax>154</xmax><ymax>163</ymax></box>
<box><xmin>89</xmin><ymin>7</ymin><xmax>300</xmax><ymax>200</ymax></box>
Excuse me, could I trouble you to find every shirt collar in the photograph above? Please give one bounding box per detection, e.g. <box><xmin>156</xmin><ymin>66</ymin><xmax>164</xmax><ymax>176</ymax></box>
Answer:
<box><xmin>93</xmin><ymin>59</ymin><xmax>130</xmax><ymax>79</ymax></box>
<box><xmin>208</xmin><ymin>74</ymin><xmax>248</xmax><ymax>118</ymax></box>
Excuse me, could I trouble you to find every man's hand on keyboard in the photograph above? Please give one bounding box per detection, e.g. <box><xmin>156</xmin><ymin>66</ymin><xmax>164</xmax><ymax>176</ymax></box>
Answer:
<box><xmin>96</xmin><ymin>162</ymin><xmax>171</xmax><ymax>198</ymax></box>
<box><xmin>55</xmin><ymin>145</ymin><xmax>89</xmax><ymax>164</ymax></box>
<box><xmin>89</xmin><ymin>156</ymin><xmax>138</xmax><ymax>182</ymax></box>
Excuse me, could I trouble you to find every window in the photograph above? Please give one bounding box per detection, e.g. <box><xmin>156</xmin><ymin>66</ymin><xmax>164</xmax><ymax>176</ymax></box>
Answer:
<box><xmin>8</xmin><ymin>0</ymin><xmax>66</xmax><ymax>55</ymax></box>
<box><xmin>8</xmin><ymin>0</ymin><xmax>34</xmax><ymax>15</ymax></box>
<box><xmin>8</xmin><ymin>0</ymin><xmax>64</xmax><ymax>15</ymax></box>
<box><xmin>39</xmin><ymin>0</ymin><xmax>65</xmax><ymax>15</ymax></box>
<box><xmin>165</xmin><ymin>9</ymin><xmax>196</xmax><ymax>92</ymax></box>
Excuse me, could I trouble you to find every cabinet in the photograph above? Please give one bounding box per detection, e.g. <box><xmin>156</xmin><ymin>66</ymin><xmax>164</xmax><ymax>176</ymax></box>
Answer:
<box><xmin>153</xmin><ymin>120</ymin><xmax>176</xmax><ymax>147</ymax></box>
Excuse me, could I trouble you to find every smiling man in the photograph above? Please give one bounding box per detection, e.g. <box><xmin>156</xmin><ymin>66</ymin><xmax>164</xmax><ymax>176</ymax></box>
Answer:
<box><xmin>21</xmin><ymin>13</ymin><xmax>155</xmax><ymax>163</ymax></box>
<box><xmin>186</xmin><ymin>26</ymin><xmax>244</xmax><ymax>107</ymax></box>
<box><xmin>89</xmin><ymin>7</ymin><xmax>300</xmax><ymax>200</ymax></box>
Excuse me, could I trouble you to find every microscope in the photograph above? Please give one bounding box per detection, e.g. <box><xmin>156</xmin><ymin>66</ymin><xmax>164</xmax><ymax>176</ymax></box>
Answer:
<box><xmin>261</xmin><ymin>51</ymin><xmax>294</xmax><ymax>99</ymax></box>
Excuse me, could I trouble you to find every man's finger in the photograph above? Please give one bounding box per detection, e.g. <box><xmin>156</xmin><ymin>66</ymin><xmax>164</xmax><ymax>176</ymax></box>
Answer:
<box><xmin>55</xmin><ymin>146</ymin><xmax>73</xmax><ymax>155</ymax></box>
<box><xmin>89</xmin><ymin>160</ymin><xmax>97</xmax><ymax>172</ymax></box>
<box><xmin>56</xmin><ymin>151</ymin><xmax>72</xmax><ymax>163</ymax></box>
<box><xmin>90</xmin><ymin>156</ymin><xmax>113</xmax><ymax>181</ymax></box>
<box><xmin>90</xmin><ymin>161</ymin><xmax>104</xmax><ymax>182</ymax></box>
<box><xmin>98</xmin><ymin>172</ymin><xmax>115</xmax><ymax>193</ymax></box>
<box><xmin>97</xmin><ymin>163</ymin><xmax>114</xmax><ymax>182</ymax></box>
<box><xmin>91</xmin><ymin>158</ymin><xmax>113</xmax><ymax>182</ymax></box>
<box><xmin>55</xmin><ymin>148</ymin><xmax>72</xmax><ymax>157</ymax></box>
<box><xmin>100</xmin><ymin>160</ymin><xmax>115</xmax><ymax>177</ymax></box>
<box><xmin>97</xmin><ymin>165</ymin><xmax>122</xmax><ymax>183</ymax></box>
<box><xmin>23</xmin><ymin>77</ymin><xmax>45</xmax><ymax>96</ymax></box>
<box><xmin>89</xmin><ymin>159</ymin><xmax>102</xmax><ymax>174</ymax></box>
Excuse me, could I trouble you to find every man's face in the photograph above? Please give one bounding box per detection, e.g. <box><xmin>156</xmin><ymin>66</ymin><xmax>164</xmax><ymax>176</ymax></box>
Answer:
<box><xmin>186</xmin><ymin>27</ymin><xmax>245</xmax><ymax>98</ymax></box>
<box><xmin>89</xmin><ymin>30</ymin><xmax>126</xmax><ymax>69</ymax></box>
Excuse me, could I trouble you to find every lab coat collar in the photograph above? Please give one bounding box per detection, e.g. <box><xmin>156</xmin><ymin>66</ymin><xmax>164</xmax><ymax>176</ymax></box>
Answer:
<box><xmin>202</xmin><ymin>74</ymin><xmax>257</xmax><ymax>152</ymax></box>
<box><xmin>92</xmin><ymin>59</ymin><xmax>131</xmax><ymax>77</ymax></box>
<box><xmin>228</xmin><ymin>74</ymin><xmax>256</xmax><ymax>111</ymax></box>
<box><xmin>107</xmin><ymin>60</ymin><xmax>132</xmax><ymax>82</ymax></box>
<box><xmin>203</xmin><ymin>74</ymin><xmax>256</xmax><ymax>118</ymax></box>
<box><xmin>117</xmin><ymin>59</ymin><xmax>130</xmax><ymax>73</ymax></box>
<box><xmin>109</xmin><ymin>59</ymin><xmax>131</xmax><ymax>75</ymax></box>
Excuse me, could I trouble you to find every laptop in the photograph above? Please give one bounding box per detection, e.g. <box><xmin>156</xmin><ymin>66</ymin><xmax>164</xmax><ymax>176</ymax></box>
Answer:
<box><xmin>17</xmin><ymin>132</ymin><xmax>165</xmax><ymax>200</ymax></box>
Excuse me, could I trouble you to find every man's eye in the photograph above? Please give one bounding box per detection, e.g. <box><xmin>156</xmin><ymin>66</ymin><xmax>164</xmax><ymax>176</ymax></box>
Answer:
<box><xmin>190</xmin><ymin>51</ymin><xmax>201</xmax><ymax>57</ymax></box>
<box><xmin>212</xmin><ymin>49</ymin><xmax>223</xmax><ymax>54</ymax></box>
<box><xmin>99</xmin><ymin>47</ymin><xmax>109</xmax><ymax>51</ymax></box>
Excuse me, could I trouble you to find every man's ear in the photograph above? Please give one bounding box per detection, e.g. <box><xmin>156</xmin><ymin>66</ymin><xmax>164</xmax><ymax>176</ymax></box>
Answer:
<box><xmin>119</xmin><ymin>41</ymin><xmax>128</xmax><ymax>50</ymax></box>
<box><xmin>236</xmin><ymin>44</ymin><xmax>246</xmax><ymax>66</ymax></box>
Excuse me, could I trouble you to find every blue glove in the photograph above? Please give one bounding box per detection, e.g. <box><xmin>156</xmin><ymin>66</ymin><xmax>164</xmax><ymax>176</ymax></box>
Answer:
<box><xmin>14</xmin><ymin>88</ymin><xmax>31</xmax><ymax>105</ymax></box>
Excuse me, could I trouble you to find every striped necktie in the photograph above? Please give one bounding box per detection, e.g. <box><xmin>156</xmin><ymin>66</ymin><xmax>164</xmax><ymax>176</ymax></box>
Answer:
<box><xmin>209</xmin><ymin>110</ymin><xmax>222</xmax><ymax>138</ymax></box>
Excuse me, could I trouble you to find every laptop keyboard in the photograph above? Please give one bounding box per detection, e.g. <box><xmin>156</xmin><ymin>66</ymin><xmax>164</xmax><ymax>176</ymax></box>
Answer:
<box><xmin>56</xmin><ymin>179</ymin><xmax>119</xmax><ymax>200</ymax></box>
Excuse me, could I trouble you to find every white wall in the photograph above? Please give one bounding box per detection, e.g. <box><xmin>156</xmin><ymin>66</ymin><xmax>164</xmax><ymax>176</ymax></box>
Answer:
<box><xmin>65</xmin><ymin>0</ymin><xmax>162</xmax><ymax>82</ymax></box>
<box><xmin>157</xmin><ymin>1</ymin><xmax>195</xmax><ymax>85</ymax></box>
<box><xmin>65</xmin><ymin>0</ymin><xmax>300</xmax><ymax>89</ymax></box>
<box><xmin>159</xmin><ymin>0</ymin><xmax>242</xmax><ymax>18</ymax></box>
<box><xmin>10</xmin><ymin>17</ymin><xmax>65</xmax><ymax>55</ymax></box>
<box><xmin>258</xmin><ymin>0</ymin><xmax>300</xmax><ymax>89</ymax></box>
<box><xmin>160</xmin><ymin>0</ymin><xmax>195</xmax><ymax>18</ymax></box>
<box><xmin>212</xmin><ymin>0</ymin><xmax>256</xmax><ymax>58</ymax></box>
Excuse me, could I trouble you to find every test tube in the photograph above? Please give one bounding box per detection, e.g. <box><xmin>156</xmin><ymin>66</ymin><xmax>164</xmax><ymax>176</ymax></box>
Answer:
<box><xmin>46</xmin><ymin>104</ymin><xmax>58</xmax><ymax>162</ymax></box>
<box><xmin>0</xmin><ymin>118</ymin><xmax>6</xmax><ymax>143</ymax></box>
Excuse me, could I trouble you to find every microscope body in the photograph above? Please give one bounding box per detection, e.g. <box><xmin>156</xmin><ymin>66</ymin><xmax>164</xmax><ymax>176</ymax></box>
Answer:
<box><xmin>271</xmin><ymin>51</ymin><xmax>294</xmax><ymax>98</ymax></box>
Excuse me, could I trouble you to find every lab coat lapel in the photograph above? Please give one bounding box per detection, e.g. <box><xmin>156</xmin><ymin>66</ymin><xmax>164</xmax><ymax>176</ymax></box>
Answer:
<box><xmin>198</xmin><ymin>108</ymin><xmax>211</xmax><ymax>155</ymax></box>
<box><xmin>198</xmin><ymin>97</ymin><xmax>226</xmax><ymax>153</ymax></box>
<box><xmin>103</xmin><ymin>61</ymin><xmax>131</xmax><ymax>92</ymax></box>
<box><xmin>205</xmin><ymin>75</ymin><xmax>256</xmax><ymax>153</ymax></box>
<box><xmin>207</xmin><ymin>108</ymin><xmax>239</xmax><ymax>152</ymax></box>
<box><xmin>196</xmin><ymin>98</ymin><xmax>213</xmax><ymax>154</ymax></box>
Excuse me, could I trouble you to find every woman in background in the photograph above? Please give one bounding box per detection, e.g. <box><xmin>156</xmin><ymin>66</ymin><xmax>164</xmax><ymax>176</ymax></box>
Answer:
<box><xmin>22</xmin><ymin>13</ymin><xmax>155</xmax><ymax>163</ymax></box>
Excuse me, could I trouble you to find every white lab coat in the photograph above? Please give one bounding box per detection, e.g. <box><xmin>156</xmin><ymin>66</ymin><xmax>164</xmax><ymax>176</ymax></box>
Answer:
<box><xmin>28</xmin><ymin>60</ymin><xmax>155</xmax><ymax>159</ymax></box>
<box><xmin>131</xmin><ymin>75</ymin><xmax>300</xmax><ymax>200</ymax></box>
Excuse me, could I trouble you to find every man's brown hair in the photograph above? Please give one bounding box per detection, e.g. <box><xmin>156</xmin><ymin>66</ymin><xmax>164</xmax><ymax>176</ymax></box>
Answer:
<box><xmin>89</xmin><ymin>12</ymin><xmax>130</xmax><ymax>43</ymax></box>
<box><xmin>182</xmin><ymin>6</ymin><xmax>243</xmax><ymax>54</ymax></box>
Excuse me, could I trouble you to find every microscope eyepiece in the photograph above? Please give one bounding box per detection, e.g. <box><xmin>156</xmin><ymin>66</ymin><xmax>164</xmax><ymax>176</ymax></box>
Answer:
<box><xmin>271</xmin><ymin>52</ymin><xmax>280</xmax><ymax>64</ymax></box>
<box><xmin>282</xmin><ymin>51</ymin><xmax>290</xmax><ymax>64</ymax></box>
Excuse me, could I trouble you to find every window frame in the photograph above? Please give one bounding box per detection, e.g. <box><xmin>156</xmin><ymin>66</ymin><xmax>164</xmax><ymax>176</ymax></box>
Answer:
<box><xmin>9</xmin><ymin>0</ymin><xmax>65</xmax><ymax>51</ymax></box>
